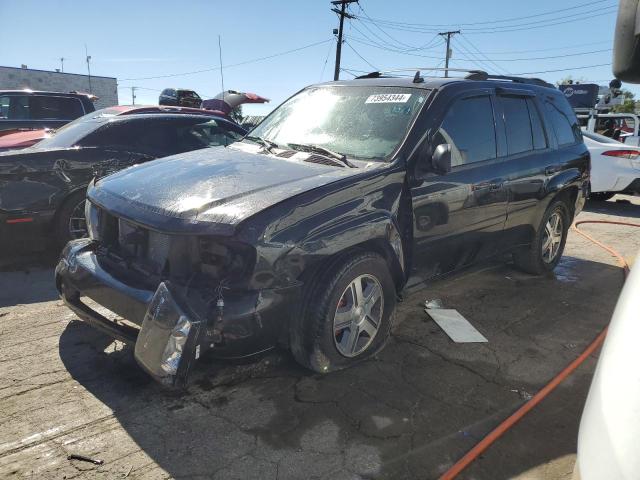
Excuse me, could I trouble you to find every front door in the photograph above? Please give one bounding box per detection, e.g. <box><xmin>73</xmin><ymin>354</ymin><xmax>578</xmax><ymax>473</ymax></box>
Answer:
<box><xmin>410</xmin><ymin>91</ymin><xmax>508</xmax><ymax>278</ymax></box>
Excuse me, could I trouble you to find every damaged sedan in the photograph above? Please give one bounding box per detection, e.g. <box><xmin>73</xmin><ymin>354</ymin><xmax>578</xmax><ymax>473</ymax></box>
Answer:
<box><xmin>56</xmin><ymin>72</ymin><xmax>589</xmax><ymax>386</ymax></box>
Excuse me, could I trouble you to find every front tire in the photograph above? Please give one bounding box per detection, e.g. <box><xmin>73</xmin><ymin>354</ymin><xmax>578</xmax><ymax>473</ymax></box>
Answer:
<box><xmin>513</xmin><ymin>199</ymin><xmax>570</xmax><ymax>275</ymax></box>
<box><xmin>291</xmin><ymin>252</ymin><xmax>396</xmax><ymax>373</ymax></box>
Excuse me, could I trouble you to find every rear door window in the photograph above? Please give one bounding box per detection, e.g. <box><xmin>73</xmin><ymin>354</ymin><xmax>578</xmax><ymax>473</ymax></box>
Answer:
<box><xmin>433</xmin><ymin>95</ymin><xmax>497</xmax><ymax>167</ymax></box>
<box><xmin>30</xmin><ymin>96</ymin><xmax>84</xmax><ymax>120</ymax></box>
<box><xmin>527</xmin><ymin>99</ymin><xmax>547</xmax><ymax>150</ymax></box>
<box><xmin>0</xmin><ymin>95</ymin><xmax>29</xmax><ymax>120</ymax></box>
<box><xmin>501</xmin><ymin>96</ymin><xmax>533</xmax><ymax>155</ymax></box>
<box><xmin>544</xmin><ymin>97</ymin><xmax>581</xmax><ymax>146</ymax></box>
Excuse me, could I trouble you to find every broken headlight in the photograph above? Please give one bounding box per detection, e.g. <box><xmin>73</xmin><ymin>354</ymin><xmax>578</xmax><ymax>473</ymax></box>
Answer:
<box><xmin>198</xmin><ymin>238</ymin><xmax>255</xmax><ymax>284</ymax></box>
<box><xmin>135</xmin><ymin>282</ymin><xmax>201</xmax><ymax>387</ymax></box>
<box><xmin>160</xmin><ymin>315</ymin><xmax>192</xmax><ymax>375</ymax></box>
<box><xmin>84</xmin><ymin>200</ymin><xmax>101</xmax><ymax>240</ymax></box>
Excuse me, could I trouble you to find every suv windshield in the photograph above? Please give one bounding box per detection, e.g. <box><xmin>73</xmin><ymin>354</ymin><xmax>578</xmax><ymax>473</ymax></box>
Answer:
<box><xmin>249</xmin><ymin>86</ymin><xmax>428</xmax><ymax>161</ymax></box>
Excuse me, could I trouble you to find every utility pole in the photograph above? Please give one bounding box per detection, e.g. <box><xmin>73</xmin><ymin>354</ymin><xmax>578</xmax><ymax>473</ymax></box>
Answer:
<box><xmin>60</xmin><ymin>57</ymin><xmax>64</xmax><ymax>73</ymax></box>
<box><xmin>130</xmin><ymin>86</ymin><xmax>137</xmax><ymax>105</ymax></box>
<box><xmin>438</xmin><ymin>30</ymin><xmax>460</xmax><ymax>77</ymax></box>
<box><xmin>85</xmin><ymin>44</ymin><xmax>92</xmax><ymax>93</ymax></box>
<box><xmin>331</xmin><ymin>0</ymin><xmax>358</xmax><ymax>81</ymax></box>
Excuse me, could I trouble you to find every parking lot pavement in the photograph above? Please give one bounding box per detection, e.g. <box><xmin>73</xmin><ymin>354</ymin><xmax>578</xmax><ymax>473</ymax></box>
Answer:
<box><xmin>0</xmin><ymin>196</ymin><xmax>638</xmax><ymax>480</ymax></box>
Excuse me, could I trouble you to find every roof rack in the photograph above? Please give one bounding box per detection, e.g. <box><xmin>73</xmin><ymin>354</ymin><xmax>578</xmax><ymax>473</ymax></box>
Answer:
<box><xmin>354</xmin><ymin>67</ymin><xmax>554</xmax><ymax>88</ymax></box>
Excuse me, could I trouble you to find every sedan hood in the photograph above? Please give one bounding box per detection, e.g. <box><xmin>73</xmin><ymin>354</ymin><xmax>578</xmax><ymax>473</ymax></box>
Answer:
<box><xmin>89</xmin><ymin>145</ymin><xmax>363</xmax><ymax>234</ymax></box>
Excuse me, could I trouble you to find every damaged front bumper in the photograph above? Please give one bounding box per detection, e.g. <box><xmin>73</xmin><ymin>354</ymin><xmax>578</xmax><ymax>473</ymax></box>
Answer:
<box><xmin>55</xmin><ymin>239</ymin><xmax>296</xmax><ymax>387</ymax></box>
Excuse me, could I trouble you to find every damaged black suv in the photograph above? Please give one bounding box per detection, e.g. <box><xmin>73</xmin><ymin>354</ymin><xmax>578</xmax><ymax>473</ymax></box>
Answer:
<box><xmin>56</xmin><ymin>71</ymin><xmax>589</xmax><ymax>386</ymax></box>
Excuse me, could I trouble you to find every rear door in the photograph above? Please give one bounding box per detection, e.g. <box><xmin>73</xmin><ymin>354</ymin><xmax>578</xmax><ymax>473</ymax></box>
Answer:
<box><xmin>410</xmin><ymin>88</ymin><xmax>509</xmax><ymax>277</ymax></box>
<box><xmin>496</xmin><ymin>90</ymin><xmax>553</xmax><ymax>246</ymax></box>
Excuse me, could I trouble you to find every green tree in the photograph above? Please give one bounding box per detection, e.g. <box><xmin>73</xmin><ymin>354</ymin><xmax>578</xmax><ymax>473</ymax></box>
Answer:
<box><xmin>556</xmin><ymin>75</ymin><xmax>588</xmax><ymax>86</ymax></box>
<box><xmin>611</xmin><ymin>89</ymin><xmax>636</xmax><ymax>113</ymax></box>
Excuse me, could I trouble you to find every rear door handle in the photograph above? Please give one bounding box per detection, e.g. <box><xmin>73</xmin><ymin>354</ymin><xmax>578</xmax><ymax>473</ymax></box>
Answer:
<box><xmin>472</xmin><ymin>181</ymin><xmax>503</xmax><ymax>191</ymax></box>
<box><xmin>545</xmin><ymin>165</ymin><xmax>561</xmax><ymax>176</ymax></box>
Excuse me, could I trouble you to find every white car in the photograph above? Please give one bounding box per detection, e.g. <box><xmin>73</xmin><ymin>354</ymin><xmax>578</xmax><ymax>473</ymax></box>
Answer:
<box><xmin>582</xmin><ymin>130</ymin><xmax>640</xmax><ymax>200</ymax></box>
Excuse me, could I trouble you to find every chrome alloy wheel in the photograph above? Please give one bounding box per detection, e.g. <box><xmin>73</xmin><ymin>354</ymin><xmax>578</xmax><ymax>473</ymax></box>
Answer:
<box><xmin>68</xmin><ymin>199</ymin><xmax>88</xmax><ymax>239</ymax></box>
<box><xmin>542</xmin><ymin>211</ymin><xmax>563</xmax><ymax>263</ymax></box>
<box><xmin>333</xmin><ymin>274</ymin><xmax>384</xmax><ymax>358</ymax></box>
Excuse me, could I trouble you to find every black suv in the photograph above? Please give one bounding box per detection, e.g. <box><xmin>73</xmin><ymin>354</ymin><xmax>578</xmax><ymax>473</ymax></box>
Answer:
<box><xmin>56</xmin><ymin>71</ymin><xmax>590</xmax><ymax>386</ymax></box>
<box><xmin>159</xmin><ymin>88</ymin><xmax>202</xmax><ymax>108</ymax></box>
<box><xmin>0</xmin><ymin>90</ymin><xmax>96</xmax><ymax>133</ymax></box>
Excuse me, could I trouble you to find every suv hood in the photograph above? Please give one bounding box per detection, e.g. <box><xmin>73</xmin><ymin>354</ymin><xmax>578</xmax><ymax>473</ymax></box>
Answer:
<box><xmin>89</xmin><ymin>145</ymin><xmax>364</xmax><ymax>234</ymax></box>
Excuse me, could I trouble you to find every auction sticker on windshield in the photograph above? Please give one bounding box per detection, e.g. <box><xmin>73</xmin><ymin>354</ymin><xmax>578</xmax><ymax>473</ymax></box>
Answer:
<box><xmin>365</xmin><ymin>93</ymin><xmax>412</xmax><ymax>104</ymax></box>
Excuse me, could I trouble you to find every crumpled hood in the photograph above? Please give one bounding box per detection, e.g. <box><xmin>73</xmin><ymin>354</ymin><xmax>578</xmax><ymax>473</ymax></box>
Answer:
<box><xmin>89</xmin><ymin>145</ymin><xmax>362</xmax><ymax>234</ymax></box>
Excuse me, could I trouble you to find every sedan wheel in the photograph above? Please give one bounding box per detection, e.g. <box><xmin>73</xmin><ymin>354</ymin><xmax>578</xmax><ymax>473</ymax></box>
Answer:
<box><xmin>333</xmin><ymin>274</ymin><xmax>384</xmax><ymax>358</ymax></box>
<box><xmin>68</xmin><ymin>199</ymin><xmax>88</xmax><ymax>239</ymax></box>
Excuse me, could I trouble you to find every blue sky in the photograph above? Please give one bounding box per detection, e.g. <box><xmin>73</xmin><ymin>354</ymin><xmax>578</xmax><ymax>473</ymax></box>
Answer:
<box><xmin>0</xmin><ymin>0</ymin><xmax>628</xmax><ymax>115</ymax></box>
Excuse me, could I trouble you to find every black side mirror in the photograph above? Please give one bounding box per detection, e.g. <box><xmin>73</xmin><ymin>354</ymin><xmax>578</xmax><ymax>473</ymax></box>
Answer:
<box><xmin>613</xmin><ymin>0</ymin><xmax>640</xmax><ymax>83</ymax></box>
<box><xmin>431</xmin><ymin>143</ymin><xmax>452</xmax><ymax>174</ymax></box>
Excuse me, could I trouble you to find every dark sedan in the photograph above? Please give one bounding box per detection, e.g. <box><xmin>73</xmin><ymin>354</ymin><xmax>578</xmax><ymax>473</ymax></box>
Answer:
<box><xmin>0</xmin><ymin>108</ymin><xmax>246</xmax><ymax>246</ymax></box>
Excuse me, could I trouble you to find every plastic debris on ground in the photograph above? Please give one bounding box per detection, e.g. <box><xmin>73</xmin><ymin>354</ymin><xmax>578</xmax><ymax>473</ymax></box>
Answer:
<box><xmin>424</xmin><ymin>298</ymin><xmax>444</xmax><ymax>309</ymax></box>
<box><xmin>425</xmin><ymin>308</ymin><xmax>488</xmax><ymax>343</ymax></box>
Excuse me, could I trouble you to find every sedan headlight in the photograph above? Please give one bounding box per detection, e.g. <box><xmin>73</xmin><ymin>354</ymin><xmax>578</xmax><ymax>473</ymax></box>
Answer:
<box><xmin>84</xmin><ymin>200</ymin><xmax>101</xmax><ymax>240</ymax></box>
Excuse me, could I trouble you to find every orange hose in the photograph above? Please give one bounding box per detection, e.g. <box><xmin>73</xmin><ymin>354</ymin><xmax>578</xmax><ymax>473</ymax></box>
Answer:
<box><xmin>439</xmin><ymin>219</ymin><xmax>640</xmax><ymax>480</ymax></box>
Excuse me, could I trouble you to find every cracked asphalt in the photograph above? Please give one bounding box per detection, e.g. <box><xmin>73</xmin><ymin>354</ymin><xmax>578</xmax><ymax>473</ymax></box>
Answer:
<box><xmin>1</xmin><ymin>196</ymin><xmax>639</xmax><ymax>480</ymax></box>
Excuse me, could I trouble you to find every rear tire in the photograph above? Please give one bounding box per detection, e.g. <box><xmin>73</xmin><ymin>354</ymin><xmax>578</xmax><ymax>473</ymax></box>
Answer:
<box><xmin>291</xmin><ymin>252</ymin><xmax>396</xmax><ymax>373</ymax></box>
<box><xmin>55</xmin><ymin>191</ymin><xmax>88</xmax><ymax>248</ymax></box>
<box><xmin>513</xmin><ymin>199</ymin><xmax>570</xmax><ymax>275</ymax></box>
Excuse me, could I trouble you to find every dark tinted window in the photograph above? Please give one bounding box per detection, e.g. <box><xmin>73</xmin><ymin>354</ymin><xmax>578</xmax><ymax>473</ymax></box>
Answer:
<box><xmin>434</xmin><ymin>95</ymin><xmax>496</xmax><ymax>166</ymax></box>
<box><xmin>0</xmin><ymin>95</ymin><xmax>29</xmax><ymax>120</ymax></box>
<box><xmin>30</xmin><ymin>96</ymin><xmax>84</xmax><ymax>120</ymax></box>
<box><xmin>502</xmin><ymin>96</ymin><xmax>533</xmax><ymax>155</ymax></box>
<box><xmin>527</xmin><ymin>98</ymin><xmax>547</xmax><ymax>150</ymax></box>
<box><xmin>79</xmin><ymin>117</ymin><xmax>243</xmax><ymax>155</ymax></box>
<box><xmin>174</xmin><ymin>119</ymin><xmax>244</xmax><ymax>152</ymax></box>
<box><xmin>544</xmin><ymin>97</ymin><xmax>581</xmax><ymax>146</ymax></box>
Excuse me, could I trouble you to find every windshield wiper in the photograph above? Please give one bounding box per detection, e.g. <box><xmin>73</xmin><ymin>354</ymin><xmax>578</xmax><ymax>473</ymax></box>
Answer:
<box><xmin>287</xmin><ymin>143</ymin><xmax>357</xmax><ymax>168</ymax></box>
<box><xmin>245</xmin><ymin>135</ymin><xmax>278</xmax><ymax>153</ymax></box>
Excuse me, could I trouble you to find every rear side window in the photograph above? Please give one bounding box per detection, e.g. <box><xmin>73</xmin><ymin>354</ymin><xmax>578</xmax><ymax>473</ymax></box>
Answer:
<box><xmin>0</xmin><ymin>95</ymin><xmax>29</xmax><ymax>120</ymax></box>
<box><xmin>434</xmin><ymin>95</ymin><xmax>497</xmax><ymax>167</ymax></box>
<box><xmin>30</xmin><ymin>96</ymin><xmax>84</xmax><ymax>120</ymax></box>
<box><xmin>501</xmin><ymin>96</ymin><xmax>533</xmax><ymax>155</ymax></box>
<box><xmin>544</xmin><ymin>97</ymin><xmax>581</xmax><ymax>146</ymax></box>
<box><xmin>527</xmin><ymin>99</ymin><xmax>547</xmax><ymax>150</ymax></box>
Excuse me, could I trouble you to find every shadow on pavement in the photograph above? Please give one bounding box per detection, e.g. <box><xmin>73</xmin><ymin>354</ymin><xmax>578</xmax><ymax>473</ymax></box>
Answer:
<box><xmin>56</xmin><ymin>254</ymin><xmax>623</xmax><ymax>479</ymax></box>
<box><xmin>584</xmin><ymin>197</ymin><xmax>640</xmax><ymax>219</ymax></box>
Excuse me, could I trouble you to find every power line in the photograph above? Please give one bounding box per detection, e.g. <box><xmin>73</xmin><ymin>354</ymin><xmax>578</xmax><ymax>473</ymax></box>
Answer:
<box><xmin>357</xmin><ymin>0</ymin><xmax>613</xmax><ymax>28</ymax></box>
<box><xmin>120</xmin><ymin>39</ymin><xmax>333</xmax><ymax>81</ymax></box>
<box><xmin>348</xmin><ymin>35</ymin><xmax>443</xmax><ymax>59</ymax></box>
<box><xmin>320</xmin><ymin>39</ymin><xmax>336</xmax><ymax>81</ymax></box>
<box><xmin>465</xmin><ymin>40</ymin><xmax>611</xmax><ymax>55</ymax></box>
<box><xmin>355</xmin><ymin>5</ymin><xmax>616</xmax><ymax>34</ymax></box>
<box><xmin>513</xmin><ymin>63</ymin><xmax>612</xmax><ymax>75</ymax></box>
<box><xmin>350</xmin><ymin>23</ymin><xmax>444</xmax><ymax>54</ymax></box>
<box><xmin>457</xmin><ymin>34</ymin><xmax>511</xmax><ymax>74</ymax></box>
<box><xmin>344</xmin><ymin>40</ymin><xmax>378</xmax><ymax>71</ymax></box>
<box><xmin>462</xmin><ymin>47</ymin><xmax>612</xmax><ymax>62</ymax></box>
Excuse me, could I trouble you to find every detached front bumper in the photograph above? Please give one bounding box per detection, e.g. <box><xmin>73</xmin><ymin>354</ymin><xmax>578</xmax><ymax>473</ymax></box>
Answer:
<box><xmin>55</xmin><ymin>239</ymin><xmax>296</xmax><ymax>387</ymax></box>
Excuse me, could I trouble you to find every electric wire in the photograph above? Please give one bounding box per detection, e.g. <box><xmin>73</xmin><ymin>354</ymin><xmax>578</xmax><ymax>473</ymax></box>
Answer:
<box><xmin>120</xmin><ymin>39</ymin><xmax>333</xmax><ymax>81</ymax></box>
<box><xmin>360</xmin><ymin>0</ymin><xmax>611</xmax><ymax>28</ymax></box>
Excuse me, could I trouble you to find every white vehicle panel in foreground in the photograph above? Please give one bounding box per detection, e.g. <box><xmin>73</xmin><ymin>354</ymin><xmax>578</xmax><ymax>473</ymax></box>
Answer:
<box><xmin>577</xmin><ymin>257</ymin><xmax>640</xmax><ymax>480</ymax></box>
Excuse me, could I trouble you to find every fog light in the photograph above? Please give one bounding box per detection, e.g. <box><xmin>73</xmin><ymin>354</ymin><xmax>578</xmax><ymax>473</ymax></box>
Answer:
<box><xmin>160</xmin><ymin>315</ymin><xmax>192</xmax><ymax>375</ymax></box>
